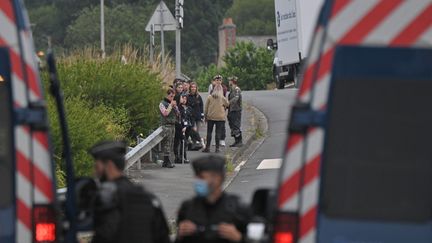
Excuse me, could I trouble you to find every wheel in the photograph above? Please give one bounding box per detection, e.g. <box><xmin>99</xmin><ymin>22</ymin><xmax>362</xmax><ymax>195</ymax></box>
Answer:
<box><xmin>278</xmin><ymin>79</ymin><xmax>285</xmax><ymax>89</ymax></box>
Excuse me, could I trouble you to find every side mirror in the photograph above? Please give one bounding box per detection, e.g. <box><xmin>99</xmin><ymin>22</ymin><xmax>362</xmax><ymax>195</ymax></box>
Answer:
<box><xmin>247</xmin><ymin>188</ymin><xmax>275</xmax><ymax>242</ymax></box>
<box><xmin>75</xmin><ymin>177</ymin><xmax>98</xmax><ymax>211</ymax></box>
<box><xmin>75</xmin><ymin>177</ymin><xmax>98</xmax><ymax>231</ymax></box>
<box><xmin>251</xmin><ymin>188</ymin><xmax>275</xmax><ymax>219</ymax></box>
<box><xmin>267</xmin><ymin>39</ymin><xmax>277</xmax><ymax>51</ymax></box>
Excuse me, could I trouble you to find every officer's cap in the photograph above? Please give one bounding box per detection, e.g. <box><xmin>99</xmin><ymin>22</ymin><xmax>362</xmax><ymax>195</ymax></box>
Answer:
<box><xmin>192</xmin><ymin>155</ymin><xmax>226</xmax><ymax>176</ymax></box>
<box><xmin>89</xmin><ymin>141</ymin><xmax>126</xmax><ymax>169</ymax></box>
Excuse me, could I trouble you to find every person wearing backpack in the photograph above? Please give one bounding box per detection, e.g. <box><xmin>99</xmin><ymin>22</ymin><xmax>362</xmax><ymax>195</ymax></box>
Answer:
<box><xmin>175</xmin><ymin>155</ymin><xmax>251</xmax><ymax>243</ymax></box>
<box><xmin>90</xmin><ymin>141</ymin><xmax>171</xmax><ymax>243</ymax></box>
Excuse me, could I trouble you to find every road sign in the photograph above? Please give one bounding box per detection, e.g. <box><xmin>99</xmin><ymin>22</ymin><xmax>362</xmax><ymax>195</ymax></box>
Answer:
<box><xmin>145</xmin><ymin>1</ymin><xmax>176</xmax><ymax>32</ymax></box>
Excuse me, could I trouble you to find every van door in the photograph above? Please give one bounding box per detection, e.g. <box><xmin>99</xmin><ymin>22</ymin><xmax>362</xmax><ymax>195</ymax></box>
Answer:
<box><xmin>317</xmin><ymin>46</ymin><xmax>432</xmax><ymax>243</ymax></box>
<box><xmin>0</xmin><ymin>49</ymin><xmax>15</xmax><ymax>243</ymax></box>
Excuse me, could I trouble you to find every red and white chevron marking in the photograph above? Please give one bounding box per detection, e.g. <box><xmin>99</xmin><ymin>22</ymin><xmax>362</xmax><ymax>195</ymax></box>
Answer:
<box><xmin>0</xmin><ymin>1</ymin><xmax>54</xmax><ymax>242</ymax></box>
<box><xmin>278</xmin><ymin>0</ymin><xmax>432</xmax><ymax>242</ymax></box>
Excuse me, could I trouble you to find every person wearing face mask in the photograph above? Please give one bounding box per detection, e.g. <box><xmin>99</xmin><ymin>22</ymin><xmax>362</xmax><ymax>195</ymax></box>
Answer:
<box><xmin>90</xmin><ymin>141</ymin><xmax>171</xmax><ymax>243</ymax></box>
<box><xmin>175</xmin><ymin>155</ymin><xmax>251</xmax><ymax>243</ymax></box>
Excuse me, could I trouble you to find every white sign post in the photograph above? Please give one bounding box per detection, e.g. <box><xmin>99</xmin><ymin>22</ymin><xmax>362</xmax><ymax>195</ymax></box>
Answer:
<box><xmin>145</xmin><ymin>1</ymin><xmax>176</xmax><ymax>68</ymax></box>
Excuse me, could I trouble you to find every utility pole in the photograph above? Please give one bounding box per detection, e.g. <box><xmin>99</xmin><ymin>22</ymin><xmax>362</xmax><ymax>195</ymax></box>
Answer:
<box><xmin>100</xmin><ymin>0</ymin><xmax>105</xmax><ymax>58</ymax></box>
<box><xmin>159</xmin><ymin>3</ymin><xmax>165</xmax><ymax>69</ymax></box>
<box><xmin>175</xmin><ymin>0</ymin><xmax>184</xmax><ymax>78</ymax></box>
<box><xmin>150</xmin><ymin>24</ymin><xmax>155</xmax><ymax>64</ymax></box>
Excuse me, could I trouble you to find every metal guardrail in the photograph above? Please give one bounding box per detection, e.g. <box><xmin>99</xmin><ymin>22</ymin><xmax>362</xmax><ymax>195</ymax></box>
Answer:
<box><xmin>57</xmin><ymin>127</ymin><xmax>166</xmax><ymax>198</ymax></box>
<box><xmin>125</xmin><ymin>126</ymin><xmax>166</xmax><ymax>170</ymax></box>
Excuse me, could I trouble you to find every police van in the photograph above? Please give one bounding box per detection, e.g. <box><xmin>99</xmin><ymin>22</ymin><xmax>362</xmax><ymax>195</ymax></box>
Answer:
<box><xmin>250</xmin><ymin>0</ymin><xmax>432</xmax><ymax>243</ymax></box>
<box><xmin>0</xmin><ymin>1</ymin><xmax>89</xmax><ymax>243</ymax></box>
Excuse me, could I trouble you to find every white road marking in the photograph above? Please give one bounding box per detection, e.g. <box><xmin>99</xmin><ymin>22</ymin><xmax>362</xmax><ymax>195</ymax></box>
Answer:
<box><xmin>256</xmin><ymin>158</ymin><xmax>282</xmax><ymax>170</ymax></box>
<box><xmin>235</xmin><ymin>160</ymin><xmax>247</xmax><ymax>172</ymax></box>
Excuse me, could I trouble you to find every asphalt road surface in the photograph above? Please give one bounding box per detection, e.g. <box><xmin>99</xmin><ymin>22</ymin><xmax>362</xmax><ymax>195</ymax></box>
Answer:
<box><xmin>226</xmin><ymin>89</ymin><xmax>298</xmax><ymax>203</ymax></box>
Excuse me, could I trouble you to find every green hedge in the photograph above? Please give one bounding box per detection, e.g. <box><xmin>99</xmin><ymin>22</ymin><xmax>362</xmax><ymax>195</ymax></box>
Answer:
<box><xmin>48</xmin><ymin>96</ymin><xmax>129</xmax><ymax>187</ymax></box>
<box><xmin>196</xmin><ymin>42</ymin><xmax>274</xmax><ymax>90</ymax></box>
<box><xmin>44</xmin><ymin>49</ymin><xmax>167</xmax><ymax>186</ymax></box>
<box><xmin>57</xmin><ymin>54</ymin><xmax>164</xmax><ymax>137</ymax></box>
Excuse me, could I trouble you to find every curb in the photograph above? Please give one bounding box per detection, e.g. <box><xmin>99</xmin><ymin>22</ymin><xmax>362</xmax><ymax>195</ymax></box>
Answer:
<box><xmin>223</xmin><ymin>104</ymin><xmax>269</xmax><ymax>189</ymax></box>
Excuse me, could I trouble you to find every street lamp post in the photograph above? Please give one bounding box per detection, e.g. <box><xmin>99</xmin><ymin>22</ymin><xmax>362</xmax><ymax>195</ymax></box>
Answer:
<box><xmin>175</xmin><ymin>0</ymin><xmax>184</xmax><ymax>79</ymax></box>
<box><xmin>100</xmin><ymin>0</ymin><xmax>105</xmax><ymax>58</ymax></box>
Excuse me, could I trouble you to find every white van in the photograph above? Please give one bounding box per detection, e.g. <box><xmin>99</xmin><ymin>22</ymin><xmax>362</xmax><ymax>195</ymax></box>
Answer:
<box><xmin>253</xmin><ymin>0</ymin><xmax>432</xmax><ymax>242</ymax></box>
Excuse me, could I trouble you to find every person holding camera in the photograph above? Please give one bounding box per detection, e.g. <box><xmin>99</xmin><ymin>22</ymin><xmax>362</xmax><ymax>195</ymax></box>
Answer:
<box><xmin>89</xmin><ymin>140</ymin><xmax>171</xmax><ymax>243</ymax></box>
<box><xmin>160</xmin><ymin>89</ymin><xmax>179</xmax><ymax>168</ymax></box>
<box><xmin>175</xmin><ymin>155</ymin><xmax>251</xmax><ymax>243</ymax></box>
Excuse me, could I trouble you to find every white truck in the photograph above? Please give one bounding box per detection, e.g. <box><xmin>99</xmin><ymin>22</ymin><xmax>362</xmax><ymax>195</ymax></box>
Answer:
<box><xmin>269</xmin><ymin>0</ymin><xmax>323</xmax><ymax>89</ymax></box>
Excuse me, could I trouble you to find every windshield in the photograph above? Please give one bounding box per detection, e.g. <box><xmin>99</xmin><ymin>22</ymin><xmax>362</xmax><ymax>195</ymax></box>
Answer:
<box><xmin>321</xmin><ymin>76</ymin><xmax>432</xmax><ymax>222</ymax></box>
<box><xmin>0</xmin><ymin>72</ymin><xmax>13</xmax><ymax>208</ymax></box>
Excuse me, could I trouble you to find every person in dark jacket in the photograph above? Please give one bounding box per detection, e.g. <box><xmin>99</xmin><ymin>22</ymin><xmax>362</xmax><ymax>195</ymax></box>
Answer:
<box><xmin>174</xmin><ymin>94</ymin><xmax>194</xmax><ymax>163</ymax></box>
<box><xmin>90</xmin><ymin>141</ymin><xmax>171</xmax><ymax>243</ymax></box>
<box><xmin>227</xmin><ymin>76</ymin><xmax>243</xmax><ymax>147</ymax></box>
<box><xmin>174</xmin><ymin>81</ymin><xmax>185</xmax><ymax>104</ymax></box>
<box><xmin>175</xmin><ymin>155</ymin><xmax>251</xmax><ymax>243</ymax></box>
<box><xmin>187</xmin><ymin>82</ymin><xmax>204</xmax><ymax>148</ymax></box>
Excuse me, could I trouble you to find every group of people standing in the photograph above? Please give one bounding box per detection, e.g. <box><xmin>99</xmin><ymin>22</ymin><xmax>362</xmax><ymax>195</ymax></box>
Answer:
<box><xmin>159</xmin><ymin>75</ymin><xmax>243</xmax><ymax>168</ymax></box>
<box><xmin>203</xmin><ymin>75</ymin><xmax>243</xmax><ymax>153</ymax></box>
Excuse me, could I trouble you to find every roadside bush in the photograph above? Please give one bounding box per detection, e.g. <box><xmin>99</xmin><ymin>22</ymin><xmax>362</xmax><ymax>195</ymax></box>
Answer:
<box><xmin>57</xmin><ymin>48</ymin><xmax>165</xmax><ymax>137</ymax></box>
<box><xmin>47</xmin><ymin>96</ymin><xmax>129</xmax><ymax>182</ymax></box>
<box><xmin>43</xmin><ymin>46</ymin><xmax>173</xmax><ymax>186</ymax></box>
<box><xmin>196</xmin><ymin>42</ymin><xmax>274</xmax><ymax>90</ymax></box>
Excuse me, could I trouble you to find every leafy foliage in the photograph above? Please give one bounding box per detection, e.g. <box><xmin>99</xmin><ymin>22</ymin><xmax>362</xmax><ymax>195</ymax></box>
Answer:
<box><xmin>64</xmin><ymin>4</ymin><xmax>151</xmax><ymax>51</ymax></box>
<box><xmin>25</xmin><ymin>0</ymin><xmax>233</xmax><ymax>77</ymax></box>
<box><xmin>197</xmin><ymin>42</ymin><xmax>274</xmax><ymax>90</ymax></box>
<box><xmin>56</xmin><ymin>48</ymin><xmax>165</xmax><ymax>137</ymax></box>
<box><xmin>226</xmin><ymin>0</ymin><xmax>276</xmax><ymax>36</ymax></box>
<box><xmin>180</xmin><ymin>0</ymin><xmax>232</xmax><ymax>73</ymax></box>
<box><xmin>47</xmin><ymin>96</ymin><xmax>129</xmax><ymax>180</ymax></box>
<box><xmin>42</xmin><ymin>47</ymin><xmax>170</xmax><ymax>184</ymax></box>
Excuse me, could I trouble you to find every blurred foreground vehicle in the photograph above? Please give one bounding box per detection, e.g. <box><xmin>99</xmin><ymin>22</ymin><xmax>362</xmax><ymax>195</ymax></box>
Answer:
<box><xmin>249</xmin><ymin>0</ymin><xmax>432</xmax><ymax>243</ymax></box>
<box><xmin>1</xmin><ymin>1</ymin><xmax>106</xmax><ymax>243</ymax></box>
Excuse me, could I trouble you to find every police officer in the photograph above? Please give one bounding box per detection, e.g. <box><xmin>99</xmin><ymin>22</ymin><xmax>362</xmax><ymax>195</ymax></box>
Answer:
<box><xmin>90</xmin><ymin>140</ymin><xmax>171</xmax><ymax>243</ymax></box>
<box><xmin>175</xmin><ymin>155</ymin><xmax>251</xmax><ymax>243</ymax></box>
<box><xmin>227</xmin><ymin>77</ymin><xmax>243</xmax><ymax>147</ymax></box>
<box><xmin>159</xmin><ymin>89</ymin><xmax>178</xmax><ymax>168</ymax></box>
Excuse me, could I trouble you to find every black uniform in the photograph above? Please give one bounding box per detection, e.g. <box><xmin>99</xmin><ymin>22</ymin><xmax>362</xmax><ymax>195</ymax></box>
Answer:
<box><xmin>92</xmin><ymin>176</ymin><xmax>171</xmax><ymax>243</ymax></box>
<box><xmin>174</xmin><ymin>104</ymin><xmax>195</xmax><ymax>162</ymax></box>
<box><xmin>187</xmin><ymin>92</ymin><xmax>204</xmax><ymax>124</ymax></box>
<box><xmin>175</xmin><ymin>193</ymin><xmax>251</xmax><ymax>243</ymax></box>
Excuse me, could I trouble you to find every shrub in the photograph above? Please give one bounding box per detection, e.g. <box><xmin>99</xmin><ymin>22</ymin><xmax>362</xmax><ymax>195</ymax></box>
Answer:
<box><xmin>196</xmin><ymin>42</ymin><xmax>274</xmax><ymax>90</ymax></box>
<box><xmin>43</xmin><ymin>46</ymin><xmax>174</xmax><ymax>184</ymax></box>
<box><xmin>47</xmin><ymin>96</ymin><xmax>130</xmax><ymax>179</ymax></box>
<box><xmin>56</xmin><ymin>48</ymin><xmax>165</xmax><ymax>137</ymax></box>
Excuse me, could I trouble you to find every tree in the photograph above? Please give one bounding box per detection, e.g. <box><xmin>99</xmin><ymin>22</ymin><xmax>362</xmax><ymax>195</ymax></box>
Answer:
<box><xmin>197</xmin><ymin>42</ymin><xmax>274</xmax><ymax>90</ymax></box>
<box><xmin>223</xmin><ymin>42</ymin><xmax>274</xmax><ymax>90</ymax></box>
<box><xmin>226</xmin><ymin>0</ymin><xmax>275</xmax><ymax>36</ymax></box>
<box><xmin>64</xmin><ymin>4</ymin><xmax>150</xmax><ymax>51</ymax></box>
<box><xmin>179</xmin><ymin>0</ymin><xmax>232</xmax><ymax>76</ymax></box>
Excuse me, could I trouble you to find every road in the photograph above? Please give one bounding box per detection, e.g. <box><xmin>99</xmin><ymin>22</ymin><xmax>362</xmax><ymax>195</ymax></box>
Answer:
<box><xmin>226</xmin><ymin>89</ymin><xmax>298</xmax><ymax>203</ymax></box>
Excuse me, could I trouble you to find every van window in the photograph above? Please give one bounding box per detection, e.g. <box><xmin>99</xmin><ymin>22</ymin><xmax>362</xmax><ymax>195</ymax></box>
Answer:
<box><xmin>321</xmin><ymin>76</ymin><xmax>432</xmax><ymax>222</ymax></box>
<box><xmin>0</xmin><ymin>73</ymin><xmax>13</xmax><ymax>208</ymax></box>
